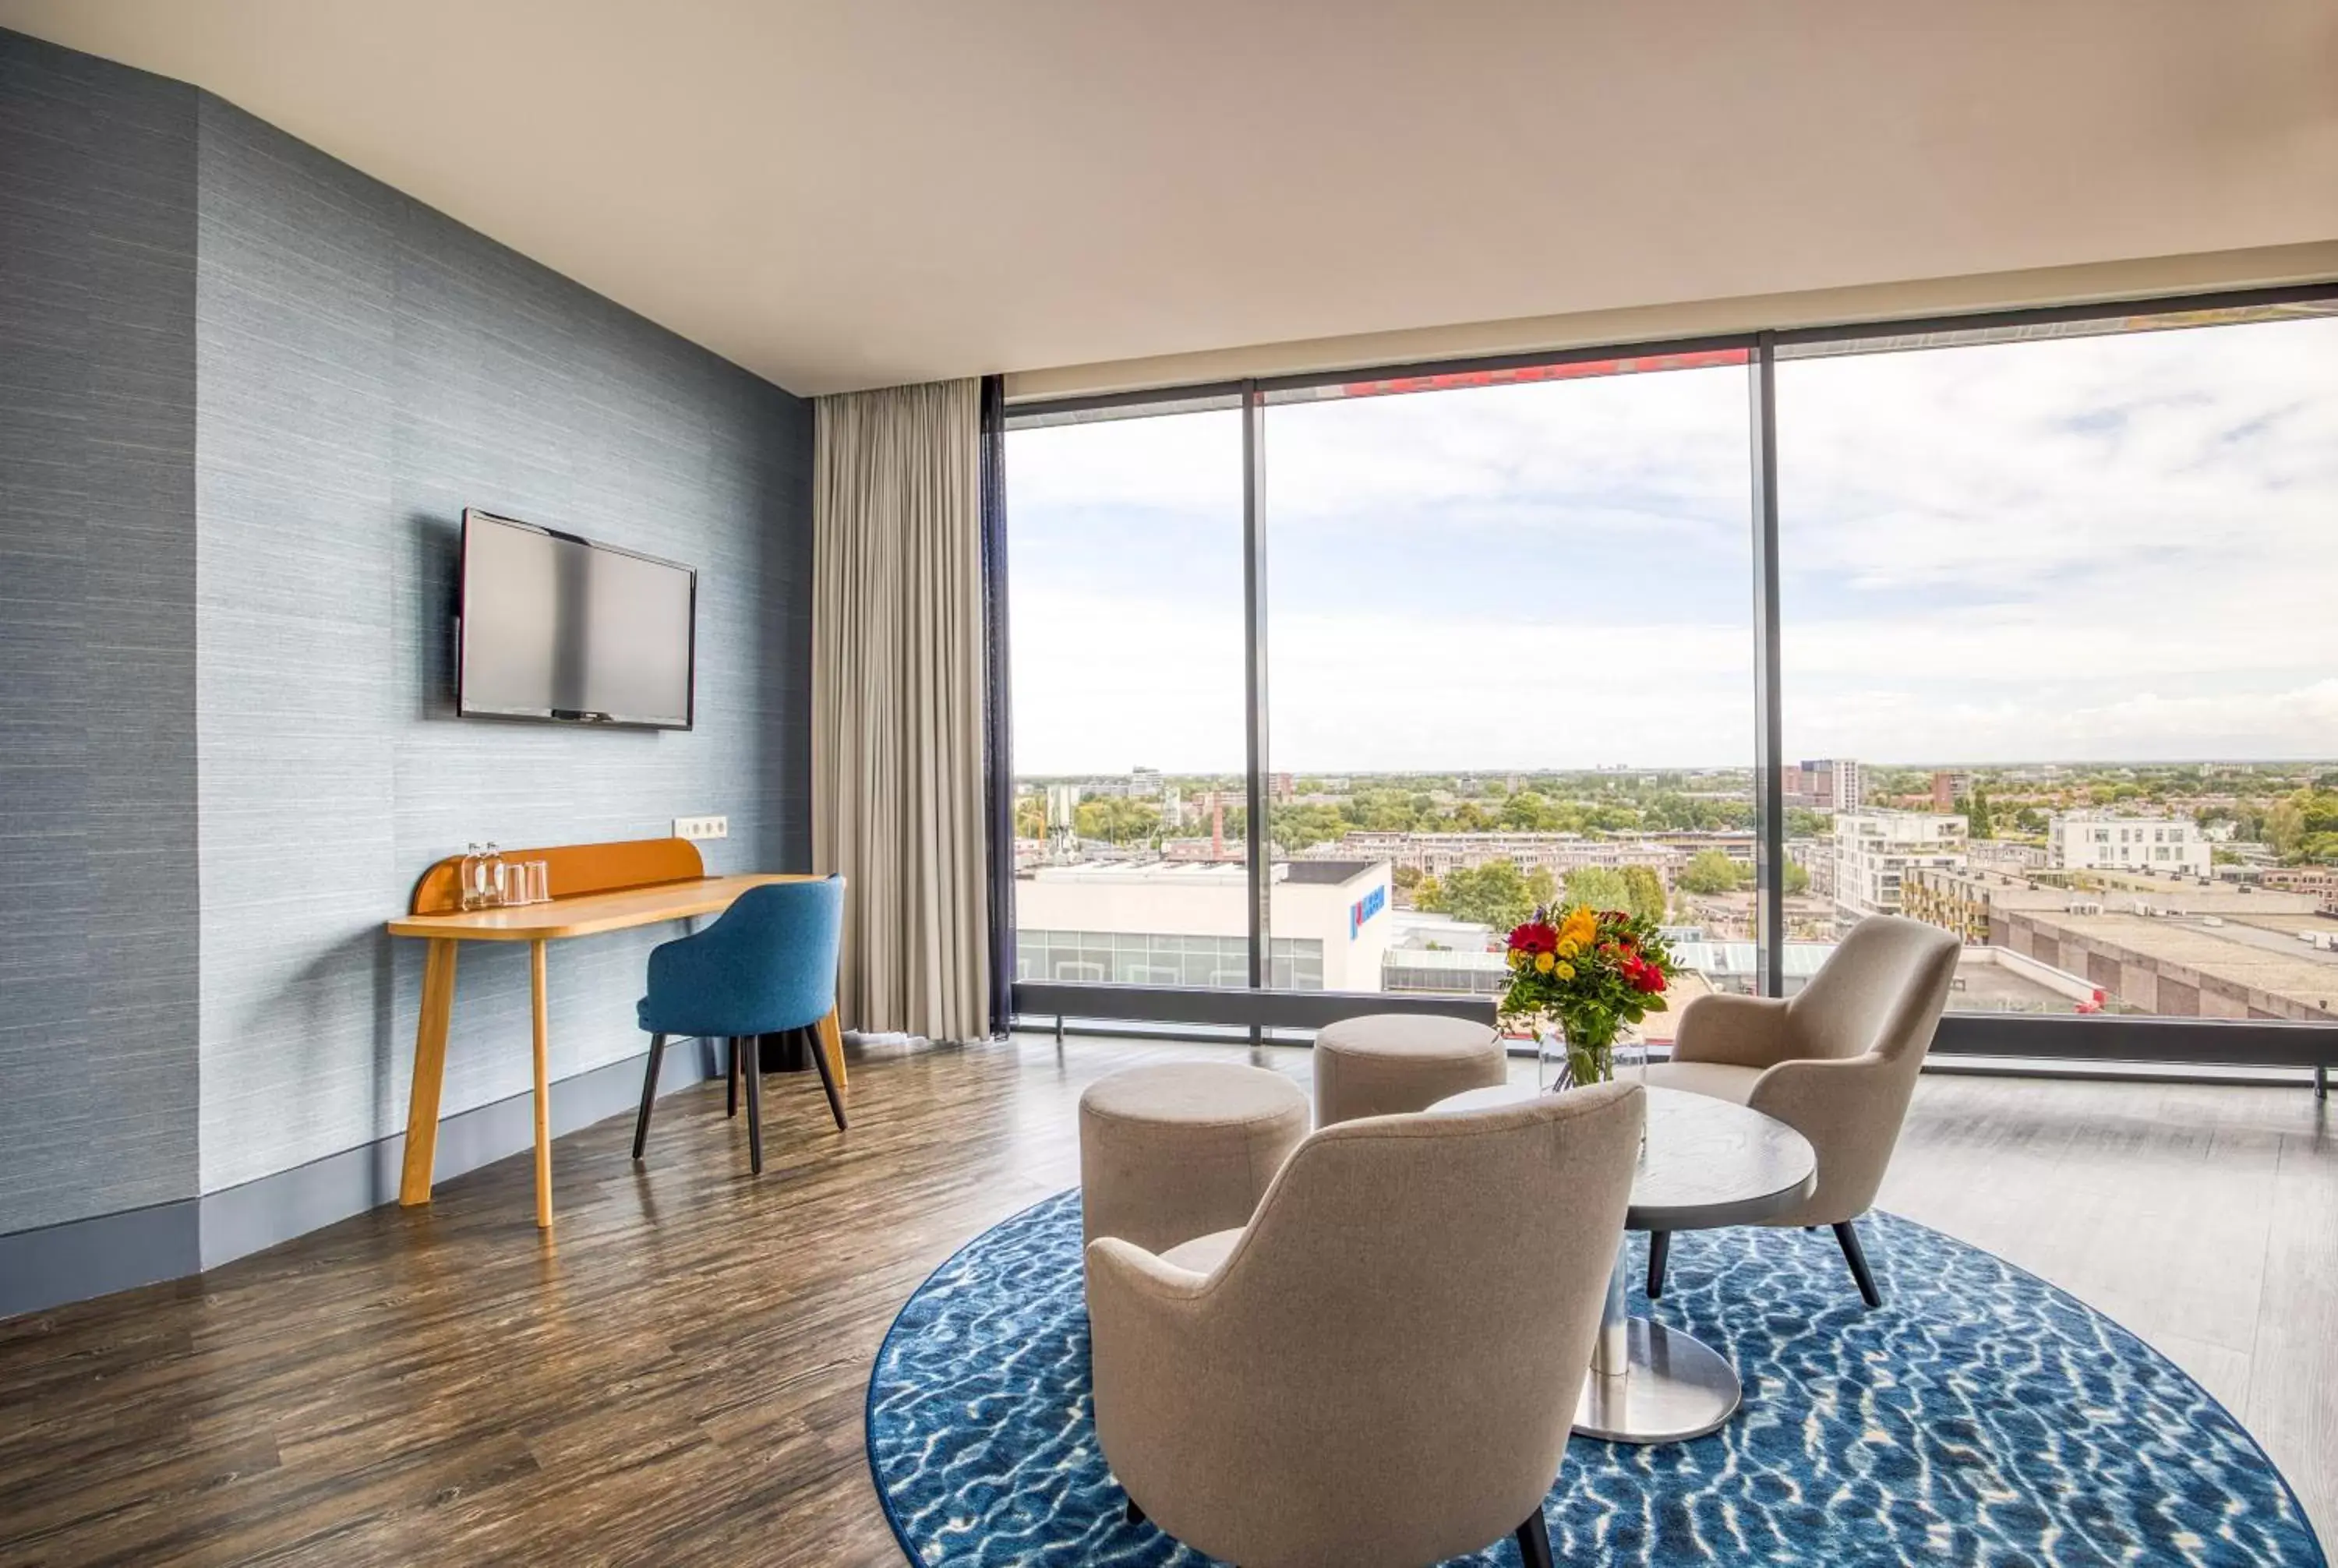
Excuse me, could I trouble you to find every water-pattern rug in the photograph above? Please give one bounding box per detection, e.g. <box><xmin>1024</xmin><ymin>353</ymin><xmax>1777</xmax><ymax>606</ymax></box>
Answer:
<box><xmin>867</xmin><ymin>1190</ymin><xmax>2325</xmax><ymax>1567</ymax></box>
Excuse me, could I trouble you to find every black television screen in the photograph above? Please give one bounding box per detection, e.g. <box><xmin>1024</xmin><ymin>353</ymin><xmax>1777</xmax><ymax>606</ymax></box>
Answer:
<box><xmin>457</xmin><ymin>509</ymin><xmax>697</xmax><ymax>729</ymax></box>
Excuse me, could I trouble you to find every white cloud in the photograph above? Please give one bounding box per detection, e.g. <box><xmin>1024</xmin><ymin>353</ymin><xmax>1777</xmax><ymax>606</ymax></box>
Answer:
<box><xmin>1008</xmin><ymin>316</ymin><xmax>2338</xmax><ymax>772</ymax></box>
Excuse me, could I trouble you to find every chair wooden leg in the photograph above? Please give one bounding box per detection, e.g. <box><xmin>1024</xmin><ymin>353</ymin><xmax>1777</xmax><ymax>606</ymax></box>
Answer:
<box><xmin>631</xmin><ymin>1033</ymin><xmax>667</xmax><ymax>1160</ymax></box>
<box><xmin>1647</xmin><ymin>1230</ymin><xmax>1670</xmax><ymax>1299</ymax></box>
<box><xmin>803</xmin><ymin>1024</ymin><xmax>847</xmax><ymax>1130</ymax></box>
<box><xmin>726</xmin><ymin>1037</ymin><xmax>740</xmax><ymax>1118</ymax></box>
<box><xmin>1834</xmin><ymin>1220</ymin><xmax>1882</xmax><ymax>1308</ymax></box>
<box><xmin>1515</xmin><ymin>1507</ymin><xmax>1556</xmax><ymax>1568</ymax></box>
<box><xmin>741</xmin><ymin>1035</ymin><xmax>765</xmax><ymax>1175</ymax></box>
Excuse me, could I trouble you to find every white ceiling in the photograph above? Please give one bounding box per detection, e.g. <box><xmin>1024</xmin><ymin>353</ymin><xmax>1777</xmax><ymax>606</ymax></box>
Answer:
<box><xmin>5</xmin><ymin>0</ymin><xmax>2336</xmax><ymax>397</ymax></box>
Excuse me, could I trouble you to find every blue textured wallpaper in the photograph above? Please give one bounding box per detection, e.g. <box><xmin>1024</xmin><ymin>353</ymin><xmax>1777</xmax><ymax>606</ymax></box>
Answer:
<box><xmin>0</xmin><ymin>26</ymin><xmax>812</xmax><ymax>1239</ymax></box>
<box><xmin>0</xmin><ymin>33</ymin><xmax>202</xmax><ymax>1235</ymax></box>
<box><xmin>192</xmin><ymin>97</ymin><xmax>812</xmax><ymax>1195</ymax></box>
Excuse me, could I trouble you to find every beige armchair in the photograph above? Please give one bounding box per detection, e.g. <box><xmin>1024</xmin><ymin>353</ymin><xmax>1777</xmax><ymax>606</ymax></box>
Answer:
<box><xmin>1086</xmin><ymin>1081</ymin><xmax>1644</xmax><ymax>1568</ymax></box>
<box><xmin>1644</xmin><ymin>913</ymin><xmax>1959</xmax><ymax>1307</ymax></box>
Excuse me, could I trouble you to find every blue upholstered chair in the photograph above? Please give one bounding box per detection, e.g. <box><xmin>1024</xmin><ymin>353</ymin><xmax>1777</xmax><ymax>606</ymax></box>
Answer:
<box><xmin>631</xmin><ymin>876</ymin><xmax>846</xmax><ymax>1174</ymax></box>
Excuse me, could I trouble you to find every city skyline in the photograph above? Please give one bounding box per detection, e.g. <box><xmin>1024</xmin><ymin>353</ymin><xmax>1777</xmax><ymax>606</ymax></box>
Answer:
<box><xmin>1013</xmin><ymin>755</ymin><xmax>2336</xmax><ymax>781</ymax></box>
<box><xmin>1008</xmin><ymin>313</ymin><xmax>2338</xmax><ymax>775</ymax></box>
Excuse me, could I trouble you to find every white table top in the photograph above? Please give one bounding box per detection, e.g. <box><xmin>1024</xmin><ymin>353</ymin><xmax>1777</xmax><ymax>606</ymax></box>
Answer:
<box><xmin>1428</xmin><ymin>1082</ymin><xmax>1817</xmax><ymax>1232</ymax></box>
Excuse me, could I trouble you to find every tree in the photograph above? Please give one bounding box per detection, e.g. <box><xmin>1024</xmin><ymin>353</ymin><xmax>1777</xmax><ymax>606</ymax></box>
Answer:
<box><xmin>2267</xmin><ymin>796</ymin><xmax>2308</xmax><ymax>860</ymax></box>
<box><xmin>1421</xmin><ymin>861</ymin><xmax>1536</xmax><ymax>933</ymax></box>
<box><xmin>1676</xmin><ymin>849</ymin><xmax>1748</xmax><ymax>895</ymax></box>
<box><xmin>1563</xmin><ymin>866</ymin><xmax>1631</xmax><ymax>912</ymax></box>
<box><xmin>1074</xmin><ymin>796</ymin><xmax>1160</xmax><ymax>845</ymax></box>
<box><xmin>1390</xmin><ymin>863</ymin><xmax>1422</xmax><ymax>892</ymax></box>
<box><xmin>1270</xmin><ymin>803</ymin><xmax>1348</xmax><ymax>853</ymax></box>
<box><xmin>1785</xmin><ymin>807</ymin><xmax>1831</xmax><ymax>840</ymax></box>
<box><xmin>1783</xmin><ymin>860</ymin><xmax>1810</xmax><ymax>896</ymax></box>
<box><xmin>1524</xmin><ymin>866</ymin><xmax>1558</xmax><ymax>910</ymax></box>
<box><xmin>1962</xmin><ymin>785</ymin><xmax>1996</xmax><ymax>839</ymax></box>
<box><xmin>1621</xmin><ymin>863</ymin><xmax>1669</xmax><ymax>923</ymax></box>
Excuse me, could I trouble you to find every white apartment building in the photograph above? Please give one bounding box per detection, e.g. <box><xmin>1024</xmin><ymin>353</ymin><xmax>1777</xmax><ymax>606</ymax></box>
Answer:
<box><xmin>1014</xmin><ymin>859</ymin><xmax>1392</xmax><ymax>993</ymax></box>
<box><xmin>1313</xmin><ymin>831</ymin><xmax>1683</xmax><ymax>880</ymax></box>
<box><xmin>1833</xmin><ymin>810</ymin><xmax>1967</xmax><ymax>919</ymax></box>
<box><xmin>1785</xmin><ymin>758</ymin><xmax>1864</xmax><ymax>812</ymax></box>
<box><xmin>2048</xmin><ymin>812</ymin><xmax>2213</xmax><ymax>878</ymax></box>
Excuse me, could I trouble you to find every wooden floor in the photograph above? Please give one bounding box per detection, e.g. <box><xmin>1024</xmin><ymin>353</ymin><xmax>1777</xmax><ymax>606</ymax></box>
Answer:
<box><xmin>2</xmin><ymin>1037</ymin><xmax>2331</xmax><ymax>1566</ymax></box>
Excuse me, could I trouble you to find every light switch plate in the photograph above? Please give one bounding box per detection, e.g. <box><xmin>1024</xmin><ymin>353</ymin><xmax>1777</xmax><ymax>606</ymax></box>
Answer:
<box><xmin>673</xmin><ymin>815</ymin><xmax>729</xmax><ymax>841</ymax></box>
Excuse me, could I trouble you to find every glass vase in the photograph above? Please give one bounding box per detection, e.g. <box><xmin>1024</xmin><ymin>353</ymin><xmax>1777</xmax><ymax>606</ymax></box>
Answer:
<box><xmin>1538</xmin><ymin>1018</ymin><xmax>1618</xmax><ymax>1091</ymax></box>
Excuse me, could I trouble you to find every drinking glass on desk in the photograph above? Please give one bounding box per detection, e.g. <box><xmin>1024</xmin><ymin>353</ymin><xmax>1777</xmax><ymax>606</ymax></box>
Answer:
<box><xmin>522</xmin><ymin>860</ymin><xmax>550</xmax><ymax>906</ymax></box>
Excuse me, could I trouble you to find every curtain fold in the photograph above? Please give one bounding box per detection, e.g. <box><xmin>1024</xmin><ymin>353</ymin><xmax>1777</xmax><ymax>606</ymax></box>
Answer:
<box><xmin>812</xmin><ymin>379</ymin><xmax>988</xmax><ymax>1042</ymax></box>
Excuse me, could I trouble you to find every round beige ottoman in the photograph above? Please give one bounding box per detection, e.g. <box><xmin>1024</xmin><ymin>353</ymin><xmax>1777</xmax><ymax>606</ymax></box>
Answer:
<box><xmin>1312</xmin><ymin>1013</ymin><xmax>1506</xmax><ymax>1126</ymax></box>
<box><xmin>1079</xmin><ymin>1062</ymin><xmax>1309</xmax><ymax>1254</ymax></box>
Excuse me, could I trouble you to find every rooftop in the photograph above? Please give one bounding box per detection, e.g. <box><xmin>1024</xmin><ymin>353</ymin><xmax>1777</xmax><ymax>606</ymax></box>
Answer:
<box><xmin>2013</xmin><ymin>908</ymin><xmax>2338</xmax><ymax>1017</ymax></box>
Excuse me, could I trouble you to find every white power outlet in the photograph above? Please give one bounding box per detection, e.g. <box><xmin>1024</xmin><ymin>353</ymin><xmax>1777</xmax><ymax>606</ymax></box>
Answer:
<box><xmin>673</xmin><ymin>815</ymin><xmax>729</xmax><ymax>842</ymax></box>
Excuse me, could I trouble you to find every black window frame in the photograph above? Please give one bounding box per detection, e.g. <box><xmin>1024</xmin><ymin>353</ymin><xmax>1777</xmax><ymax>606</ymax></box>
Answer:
<box><xmin>994</xmin><ymin>282</ymin><xmax>2338</xmax><ymax>1075</ymax></box>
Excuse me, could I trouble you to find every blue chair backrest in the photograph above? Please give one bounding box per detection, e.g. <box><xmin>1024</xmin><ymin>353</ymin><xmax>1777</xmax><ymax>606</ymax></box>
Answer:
<box><xmin>645</xmin><ymin>876</ymin><xmax>843</xmax><ymax>1037</ymax></box>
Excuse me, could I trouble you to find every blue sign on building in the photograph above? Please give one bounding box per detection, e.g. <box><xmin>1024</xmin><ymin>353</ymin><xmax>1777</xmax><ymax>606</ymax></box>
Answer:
<box><xmin>1349</xmin><ymin>883</ymin><xmax>1386</xmax><ymax>939</ymax></box>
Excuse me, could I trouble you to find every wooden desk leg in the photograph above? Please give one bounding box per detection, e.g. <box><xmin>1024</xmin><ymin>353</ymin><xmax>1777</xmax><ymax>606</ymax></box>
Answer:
<box><xmin>817</xmin><ymin>1008</ymin><xmax>846</xmax><ymax>1089</ymax></box>
<box><xmin>399</xmin><ymin>939</ymin><xmax>459</xmax><ymax>1206</ymax></box>
<box><xmin>532</xmin><ymin>939</ymin><xmax>553</xmax><ymax>1231</ymax></box>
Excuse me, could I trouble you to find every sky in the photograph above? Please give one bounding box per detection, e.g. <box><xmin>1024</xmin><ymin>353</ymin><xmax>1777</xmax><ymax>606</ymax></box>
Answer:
<box><xmin>1005</xmin><ymin>313</ymin><xmax>2338</xmax><ymax>776</ymax></box>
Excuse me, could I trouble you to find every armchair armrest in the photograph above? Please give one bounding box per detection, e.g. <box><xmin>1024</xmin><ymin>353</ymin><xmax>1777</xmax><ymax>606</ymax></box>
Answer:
<box><xmin>1745</xmin><ymin>1052</ymin><xmax>1916</xmax><ymax>1223</ymax></box>
<box><xmin>1670</xmin><ymin>992</ymin><xmax>1798</xmax><ymax>1070</ymax></box>
<box><xmin>1085</xmin><ymin>1237</ymin><xmax>1231</xmax><ymax>1513</ymax></box>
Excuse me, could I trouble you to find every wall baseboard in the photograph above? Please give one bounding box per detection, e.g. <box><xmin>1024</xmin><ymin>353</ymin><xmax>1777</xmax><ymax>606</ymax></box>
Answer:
<box><xmin>0</xmin><ymin>1199</ymin><xmax>203</xmax><ymax>1321</ymax></box>
<box><xmin>1</xmin><ymin>1041</ymin><xmax>720</xmax><ymax>1321</ymax></box>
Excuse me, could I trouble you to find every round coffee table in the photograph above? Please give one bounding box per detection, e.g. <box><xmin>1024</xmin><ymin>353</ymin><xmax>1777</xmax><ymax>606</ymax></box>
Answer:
<box><xmin>1429</xmin><ymin>1081</ymin><xmax>1816</xmax><ymax>1445</ymax></box>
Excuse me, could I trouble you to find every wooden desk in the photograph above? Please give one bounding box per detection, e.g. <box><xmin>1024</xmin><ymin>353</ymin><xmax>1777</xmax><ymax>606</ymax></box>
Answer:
<box><xmin>387</xmin><ymin>843</ymin><xmax>844</xmax><ymax>1231</ymax></box>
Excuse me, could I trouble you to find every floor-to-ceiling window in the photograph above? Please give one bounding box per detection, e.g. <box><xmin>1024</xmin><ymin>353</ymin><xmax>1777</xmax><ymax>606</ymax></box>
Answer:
<box><xmin>1004</xmin><ymin>403</ymin><xmax>1259</xmax><ymax>991</ymax></box>
<box><xmin>1001</xmin><ymin>290</ymin><xmax>2338</xmax><ymax>1065</ymax></box>
<box><xmin>1260</xmin><ymin>355</ymin><xmax>1754</xmax><ymax>1038</ymax></box>
<box><xmin>1777</xmin><ymin>308</ymin><xmax>2338</xmax><ymax>1029</ymax></box>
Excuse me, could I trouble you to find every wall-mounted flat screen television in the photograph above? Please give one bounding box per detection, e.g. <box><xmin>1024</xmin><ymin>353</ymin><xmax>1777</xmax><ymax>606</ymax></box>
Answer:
<box><xmin>457</xmin><ymin>509</ymin><xmax>697</xmax><ymax>729</ymax></box>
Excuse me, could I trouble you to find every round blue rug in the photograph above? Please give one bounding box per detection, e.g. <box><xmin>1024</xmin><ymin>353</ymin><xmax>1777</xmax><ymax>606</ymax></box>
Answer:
<box><xmin>867</xmin><ymin>1190</ymin><xmax>2325</xmax><ymax>1567</ymax></box>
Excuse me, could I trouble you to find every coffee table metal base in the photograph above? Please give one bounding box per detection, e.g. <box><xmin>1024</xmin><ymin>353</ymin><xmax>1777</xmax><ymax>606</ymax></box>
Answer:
<box><xmin>1573</xmin><ymin>1317</ymin><xmax>1740</xmax><ymax>1445</ymax></box>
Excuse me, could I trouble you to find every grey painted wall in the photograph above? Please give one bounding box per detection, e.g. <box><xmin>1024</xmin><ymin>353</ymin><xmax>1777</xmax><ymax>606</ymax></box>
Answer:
<box><xmin>0</xmin><ymin>30</ymin><xmax>813</xmax><ymax>1261</ymax></box>
<box><xmin>0</xmin><ymin>33</ymin><xmax>202</xmax><ymax>1235</ymax></box>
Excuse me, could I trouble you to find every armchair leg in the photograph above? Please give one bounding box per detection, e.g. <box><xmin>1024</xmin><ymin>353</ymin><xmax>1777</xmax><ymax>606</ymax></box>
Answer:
<box><xmin>1647</xmin><ymin>1231</ymin><xmax>1670</xmax><ymax>1299</ymax></box>
<box><xmin>1124</xmin><ymin>1496</ymin><xmax>1144</xmax><ymax>1526</ymax></box>
<box><xmin>803</xmin><ymin>1024</ymin><xmax>847</xmax><ymax>1130</ymax></box>
<box><xmin>630</xmin><ymin>1033</ymin><xmax>667</xmax><ymax>1160</ymax></box>
<box><xmin>727</xmin><ymin>1037</ymin><xmax>740</xmax><ymax>1118</ymax></box>
<box><xmin>741</xmin><ymin>1036</ymin><xmax>765</xmax><ymax>1175</ymax></box>
<box><xmin>1515</xmin><ymin>1506</ymin><xmax>1556</xmax><ymax>1568</ymax></box>
<box><xmin>1833</xmin><ymin>1220</ymin><xmax>1882</xmax><ymax>1308</ymax></box>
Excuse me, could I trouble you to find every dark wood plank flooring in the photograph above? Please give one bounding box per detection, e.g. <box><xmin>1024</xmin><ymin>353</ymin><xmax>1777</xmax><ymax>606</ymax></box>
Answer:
<box><xmin>1</xmin><ymin>1038</ymin><xmax>2330</xmax><ymax>1564</ymax></box>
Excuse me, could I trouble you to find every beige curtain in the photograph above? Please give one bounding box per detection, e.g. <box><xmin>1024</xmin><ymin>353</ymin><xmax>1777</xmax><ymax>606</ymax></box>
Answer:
<box><xmin>812</xmin><ymin>379</ymin><xmax>989</xmax><ymax>1042</ymax></box>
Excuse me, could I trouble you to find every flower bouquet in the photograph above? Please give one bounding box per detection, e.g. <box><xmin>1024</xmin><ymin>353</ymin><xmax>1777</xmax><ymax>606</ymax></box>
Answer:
<box><xmin>1499</xmin><ymin>903</ymin><xmax>1678</xmax><ymax>1089</ymax></box>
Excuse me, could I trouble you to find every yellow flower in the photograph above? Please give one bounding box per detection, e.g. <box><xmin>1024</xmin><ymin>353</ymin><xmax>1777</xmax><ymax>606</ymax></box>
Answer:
<box><xmin>1508</xmin><ymin>949</ymin><xmax>1527</xmax><ymax>969</ymax></box>
<box><xmin>1534</xmin><ymin>951</ymin><xmax>1556</xmax><ymax>974</ymax></box>
<box><xmin>1556</xmin><ymin>938</ymin><xmax>1582</xmax><ymax>961</ymax></box>
<box><xmin>1555</xmin><ymin>961</ymin><xmax>1576</xmax><ymax>980</ymax></box>
<box><xmin>1559</xmin><ymin>908</ymin><xmax>1598</xmax><ymax>948</ymax></box>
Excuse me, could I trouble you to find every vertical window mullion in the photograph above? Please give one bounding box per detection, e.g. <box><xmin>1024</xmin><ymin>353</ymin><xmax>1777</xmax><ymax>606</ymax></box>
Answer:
<box><xmin>1241</xmin><ymin>383</ymin><xmax>1272</xmax><ymax>1015</ymax></box>
<box><xmin>1750</xmin><ymin>334</ymin><xmax>1786</xmax><ymax>998</ymax></box>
